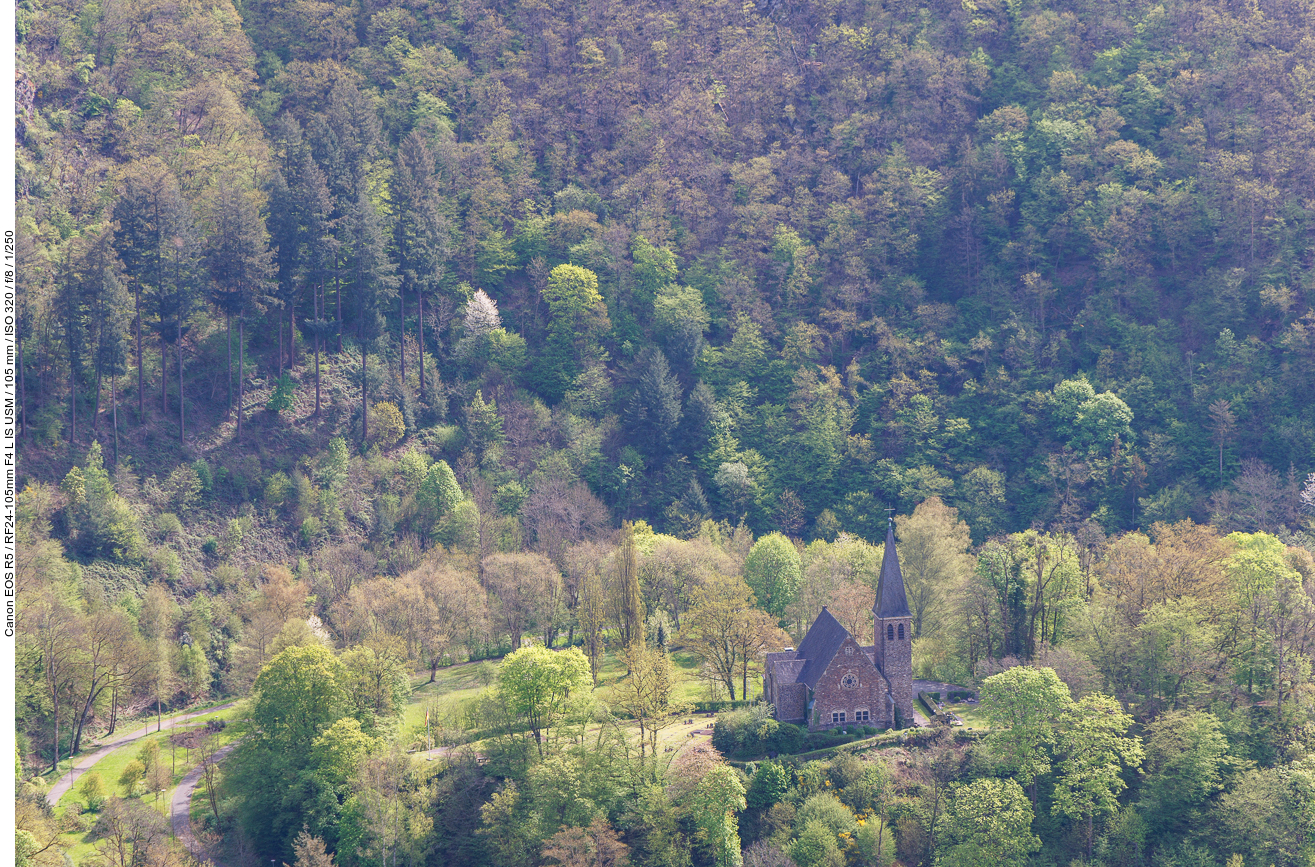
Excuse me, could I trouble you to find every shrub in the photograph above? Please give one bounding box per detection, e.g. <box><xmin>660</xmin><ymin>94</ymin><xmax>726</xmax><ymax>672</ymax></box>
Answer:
<box><xmin>201</xmin><ymin>537</ymin><xmax>220</xmax><ymax>558</ymax></box>
<box><xmin>163</xmin><ymin>465</ymin><xmax>203</xmax><ymax>510</ymax></box>
<box><xmin>713</xmin><ymin>705</ymin><xmax>805</xmax><ymax>758</ymax></box>
<box><xmin>119</xmin><ymin>760</ymin><xmax>145</xmax><ymax>796</ymax></box>
<box><xmin>193</xmin><ymin>460</ymin><xmax>213</xmax><ymax>494</ymax></box>
<box><xmin>80</xmin><ymin>772</ymin><xmax>107</xmax><ymax>811</ymax></box>
<box><xmin>148</xmin><ymin>548</ymin><xmax>181</xmax><ymax>584</ymax></box>
<box><xmin>300</xmin><ymin>516</ymin><xmax>324</xmax><ymax>548</ymax></box>
<box><xmin>370</xmin><ymin>401</ymin><xmax>406</xmax><ymax>448</ymax></box>
<box><xmin>155</xmin><ymin>513</ymin><xmax>183</xmax><ymax>538</ymax></box>
<box><xmin>266</xmin><ymin>374</ymin><xmax>296</xmax><ymax>414</ymax></box>
<box><xmin>264</xmin><ymin>472</ymin><xmax>292</xmax><ymax>509</ymax></box>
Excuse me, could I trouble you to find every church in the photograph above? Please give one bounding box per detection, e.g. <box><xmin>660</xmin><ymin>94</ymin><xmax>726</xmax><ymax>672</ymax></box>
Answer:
<box><xmin>763</xmin><ymin>521</ymin><xmax>915</xmax><ymax>730</ymax></box>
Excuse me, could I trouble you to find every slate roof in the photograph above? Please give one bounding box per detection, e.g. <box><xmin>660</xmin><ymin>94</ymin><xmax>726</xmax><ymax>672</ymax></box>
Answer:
<box><xmin>874</xmin><ymin>521</ymin><xmax>912</xmax><ymax>618</ymax></box>
<box><xmin>792</xmin><ymin>607</ymin><xmax>851</xmax><ymax>689</ymax></box>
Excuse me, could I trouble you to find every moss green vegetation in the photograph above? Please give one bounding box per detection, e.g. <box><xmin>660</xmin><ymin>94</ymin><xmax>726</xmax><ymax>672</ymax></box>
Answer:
<box><xmin>15</xmin><ymin>0</ymin><xmax>1315</xmax><ymax>863</ymax></box>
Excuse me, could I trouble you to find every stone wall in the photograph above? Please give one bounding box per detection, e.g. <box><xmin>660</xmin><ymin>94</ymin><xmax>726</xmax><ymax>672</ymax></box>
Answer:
<box><xmin>809</xmin><ymin>635</ymin><xmax>889</xmax><ymax>730</ymax></box>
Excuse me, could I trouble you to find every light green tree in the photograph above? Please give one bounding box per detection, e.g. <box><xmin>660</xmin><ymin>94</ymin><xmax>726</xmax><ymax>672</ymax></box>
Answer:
<box><xmin>981</xmin><ymin>666</ymin><xmax>1073</xmax><ymax>803</ymax></box>
<box><xmin>250</xmin><ymin>644</ymin><xmax>350</xmax><ymax>752</ymax></box>
<box><xmin>80</xmin><ymin>772</ymin><xmax>107</xmax><ymax>811</ymax></box>
<box><xmin>936</xmin><ymin>778</ymin><xmax>1040</xmax><ymax>867</ymax></box>
<box><xmin>1052</xmin><ymin>694</ymin><xmax>1143</xmax><ymax>860</ymax></box>
<box><xmin>897</xmin><ymin>497</ymin><xmax>974</xmax><ymax>637</ymax></box>
<box><xmin>496</xmin><ymin>645</ymin><xmax>593</xmax><ymax>757</ymax></box>
<box><xmin>742</xmin><ymin>532</ymin><xmax>802</xmax><ymax>622</ymax></box>
<box><xmin>1140</xmin><ymin>711</ymin><xmax>1229</xmax><ymax>836</ymax></box>
<box><xmin>119</xmin><ymin>759</ymin><xmax>145</xmax><ymax>797</ymax></box>
<box><xmin>690</xmin><ymin>764</ymin><xmax>747</xmax><ymax>867</ymax></box>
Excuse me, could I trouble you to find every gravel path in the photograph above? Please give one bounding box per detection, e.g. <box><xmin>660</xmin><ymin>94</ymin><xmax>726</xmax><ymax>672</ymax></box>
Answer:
<box><xmin>45</xmin><ymin>703</ymin><xmax>238</xmax><ymax>807</ymax></box>
<box><xmin>170</xmin><ymin>743</ymin><xmax>239</xmax><ymax>867</ymax></box>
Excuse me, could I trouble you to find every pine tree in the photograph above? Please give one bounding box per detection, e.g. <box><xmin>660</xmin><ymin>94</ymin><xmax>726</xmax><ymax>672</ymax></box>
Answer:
<box><xmin>392</xmin><ymin>131</ymin><xmax>451</xmax><ymax>404</ymax></box>
<box><xmin>206</xmin><ymin>181</ymin><xmax>275</xmax><ymax>441</ymax></box>
<box><xmin>113</xmin><ymin>163</ymin><xmax>203</xmax><ymax>442</ymax></box>
<box><xmin>344</xmin><ymin>188</ymin><xmax>399</xmax><ymax>445</ymax></box>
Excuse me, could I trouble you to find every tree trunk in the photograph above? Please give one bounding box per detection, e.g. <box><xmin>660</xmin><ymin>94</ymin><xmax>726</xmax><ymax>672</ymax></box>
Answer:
<box><xmin>50</xmin><ymin>689</ymin><xmax>59</xmax><ymax>773</ymax></box>
<box><xmin>177</xmin><ymin>314</ymin><xmax>185</xmax><ymax>443</ymax></box>
<box><xmin>399</xmin><ymin>288</ymin><xmax>406</xmax><ymax>384</ymax></box>
<box><xmin>111</xmin><ymin>374</ymin><xmax>119</xmax><ymax>467</ymax></box>
<box><xmin>361</xmin><ymin>340</ymin><xmax>369</xmax><ymax>444</ymax></box>
<box><xmin>108</xmin><ymin>681</ymin><xmax>118</xmax><ymax>735</ymax></box>
<box><xmin>417</xmin><ymin>290</ymin><xmax>425</xmax><ymax>401</ymax></box>
<box><xmin>92</xmin><ymin>367</ymin><xmax>102</xmax><ymax>435</ymax></box>
<box><xmin>226</xmin><ymin>312</ymin><xmax>232</xmax><ymax>418</ymax></box>
<box><xmin>288</xmin><ymin>296</ymin><xmax>296</xmax><ymax>368</ymax></box>
<box><xmin>135</xmin><ymin>286</ymin><xmax>143</xmax><ymax>421</ymax></box>
<box><xmin>68</xmin><ymin>364</ymin><xmax>76</xmax><ymax>447</ymax></box>
<box><xmin>278</xmin><ymin>308</ymin><xmax>285</xmax><ymax>380</ymax></box>
<box><xmin>337</xmin><ymin>275</ymin><xmax>343</xmax><ymax>353</ymax></box>
<box><xmin>314</xmin><ymin>287</ymin><xmax>322</xmax><ymax>417</ymax></box>
<box><xmin>161</xmin><ymin>336</ymin><xmax>167</xmax><ymax>415</ymax></box>
<box><xmin>237</xmin><ymin>316</ymin><xmax>245</xmax><ymax>440</ymax></box>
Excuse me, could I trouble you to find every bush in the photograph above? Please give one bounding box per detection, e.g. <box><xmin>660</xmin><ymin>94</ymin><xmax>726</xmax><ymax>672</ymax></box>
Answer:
<box><xmin>266</xmin><ymin>374</ymin><xmax>296</xmax><ymax>414</ymax></box>
<box><xmin>163</xmin><ymin>465</ymin><xmax>203</xmax><ymax>510</ymax></box>
<box><xmin>79</xmin><ymin>772</ymin><xmax>107</xmax><ymax>811</ymax></box>
<box><xmin>147</xmin><ymin>548</ymin><xmax>181</xmax><ymax>584</ymax></box>
<box><xmin>264</xmin><ymin>472</ymin><xmax>292</xmax><ymax>509</ymax></box>
<box><xmin>370</xmin><ymin>401</ymin><xmax>406</xmax><ymax>448</ymax></box>
<box><xmin>119</xmin><ymin>760</ymin><xmax>145</xmax><ymax>796</ymax></box>
<box><xmin>155</xmin><ymin>513</ymin><xmax>183</xmax><ymax>538</ymax></box>
<box><xmin>193</xmin><ymin>460</ymin><xmax>213</xmax><ymax>494</ymax></box>
<box><xmin>300</xmin><ymin>516</ymin><xmax>324</xmax><ymax>548</ymax></box>
<box><xmin>201</xmin><ymin>537</ymin><xmax>220</xmax><ymax>558</ymax></box>
<box><xmin>713</xmin><ymin>705</ymin><xmax>805</xmax><ymax>758</ymax></box>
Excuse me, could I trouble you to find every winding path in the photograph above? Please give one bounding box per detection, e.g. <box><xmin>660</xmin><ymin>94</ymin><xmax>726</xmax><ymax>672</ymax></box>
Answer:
<box><xmin>169</xmin><ymin>743</ymin><xmax>239</xmax><ymax>867</ymax></box>
<box><xmin>46</xmin><ymin>703</ymin><xmax>238</xmax><ymax>807</ymax></box>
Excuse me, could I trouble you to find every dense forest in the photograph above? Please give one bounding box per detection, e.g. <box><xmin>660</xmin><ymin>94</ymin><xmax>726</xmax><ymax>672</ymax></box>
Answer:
<box><xmin>13</xmin><ymin>0</ymin><xmax>1315</xmax><ymax>865</ymax></box>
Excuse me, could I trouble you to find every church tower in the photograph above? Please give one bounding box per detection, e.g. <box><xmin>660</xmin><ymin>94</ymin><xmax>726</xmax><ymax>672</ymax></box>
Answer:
<box><xmin>873</xmin><ymin>519</ymin><xmax>914</xmax><ymax>724</ymax></box>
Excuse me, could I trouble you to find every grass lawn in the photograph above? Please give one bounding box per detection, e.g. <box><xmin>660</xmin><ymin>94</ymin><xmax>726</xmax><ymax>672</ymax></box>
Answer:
<box><xmin>400</xmin><ymin>661</ymin><xmax>496</xmax><ymax>746</ymax></box>
<box><xmin>54</xmin><ymin>704</ymin><xmax>244</xmax><ymax>865</ymax></box>
<box><xmin>919</xmin><ymin>696</ymin><xmax>990</xmax><ymax>730</ymax></box>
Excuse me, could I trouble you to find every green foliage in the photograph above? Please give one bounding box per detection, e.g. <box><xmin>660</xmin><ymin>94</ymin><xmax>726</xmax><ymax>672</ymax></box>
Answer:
<box><xmin>496</xmin><ymin>645</ymin><xmax>592</xmax><ymax>755</ymax></box>
<box><xmin>937</xmin><ymin>778</ymin><xmax>1040</xmax><ymax>867</ymax></box>
<box><xmin>267</xmin><ymin>374</ymin><xmax>297</xmax><ymax>414</ymax></box>
<box><xmin>713</xmin><ymin>705</ymin><xmax>803</xmax><ymax>758</ymax></box>
<box><xmin>80</xmin><ymin>771</ymin><xmax>107</xmax><ymax>811</ymax></box>
<box><xmin>417</xmin><ymin>460</ymin><xmax>462</xmax><ymax>533</ymax></box>
<box><xmin>118</xmin><ymin>759</ymin><xmax>145</xmax><ymax>796</ymax></box>
<box><xmin>745</xmin><ymin>761</ymin><xmax>789</xmax><ymax>810</ymax></box>
<box><xmin>61</xmin><ymin>443</ymin><xmax>142</xmax><ymax>562</ymax></box>
<box><xmin>742</xmin><ymin>533</ymin><xmax>802</xmax><ymax>621</ymax></box>
<box><xmin>981</xmin><ymin>666</ymin><xmax>1073</xmax><ymax>787</ymax></box>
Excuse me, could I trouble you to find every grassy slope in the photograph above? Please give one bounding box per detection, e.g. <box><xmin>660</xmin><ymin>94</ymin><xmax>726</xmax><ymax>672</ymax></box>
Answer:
<box><xmin>55</xmin><ymin>704</ymin><xmax>244</xmax><ymax>865</ymax></box>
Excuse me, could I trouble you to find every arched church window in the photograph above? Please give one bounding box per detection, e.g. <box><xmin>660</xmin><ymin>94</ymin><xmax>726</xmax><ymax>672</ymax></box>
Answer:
<box><xmin>898</xmin><ymin>623</ymin><xmax>904</xmax><ymax>640</ymax></box>
<box><xmin>886</xmin><ymin>624</ymin><xmax>894</xmax><ymax>641</ymax></box>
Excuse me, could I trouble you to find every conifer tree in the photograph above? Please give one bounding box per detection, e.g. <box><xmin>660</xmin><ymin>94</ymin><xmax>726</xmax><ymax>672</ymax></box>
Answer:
<box><xmin>393</xmin><ymin>131</ymin><xmax>451</xmax><ymax>403</ymax></box>
<box><xmin>344</xmin><ymin>188</ymin><xmax>399</xmax><ymax>445</ymax></box>
<box><xmin>206</xmin><ymin>181</ymin><xmax>275</xmax><ymax>441</ymax></box>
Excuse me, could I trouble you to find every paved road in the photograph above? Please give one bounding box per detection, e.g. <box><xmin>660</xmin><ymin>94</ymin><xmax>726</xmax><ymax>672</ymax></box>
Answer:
<box><xmin>170</xmin><ymin>743</ymin><xmax>239</xmax><ymax>867</ymax></box>
<box><xmin>46</xmin><ymin>703</ymin><xmax>238</xmax><ymax>806</ymax></box>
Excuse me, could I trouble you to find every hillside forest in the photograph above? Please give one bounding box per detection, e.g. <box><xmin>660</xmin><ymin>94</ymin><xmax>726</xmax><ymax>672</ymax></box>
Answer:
<box><xmin>12</xmin><ymin>0</ymin><xmax>1315</xmax><ymax>865</ymax></box>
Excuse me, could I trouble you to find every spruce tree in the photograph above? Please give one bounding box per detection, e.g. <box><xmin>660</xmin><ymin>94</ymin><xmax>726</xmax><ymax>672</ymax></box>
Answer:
<box><xmin>392</xmin><ymin>131</ymin><xmax>451</xmax><ymax>404</ymax></box>
<box><xmin>206</xmin><ymin>181</ymin><xmax>275</xmax><ymax>441</ymax></box>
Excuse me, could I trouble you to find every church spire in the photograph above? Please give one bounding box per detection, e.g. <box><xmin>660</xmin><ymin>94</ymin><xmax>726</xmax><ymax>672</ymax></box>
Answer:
<box><xmin>874</xmin><ymin>519</ymin><xmax>912</xmax><ymax>618</ymax></box>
